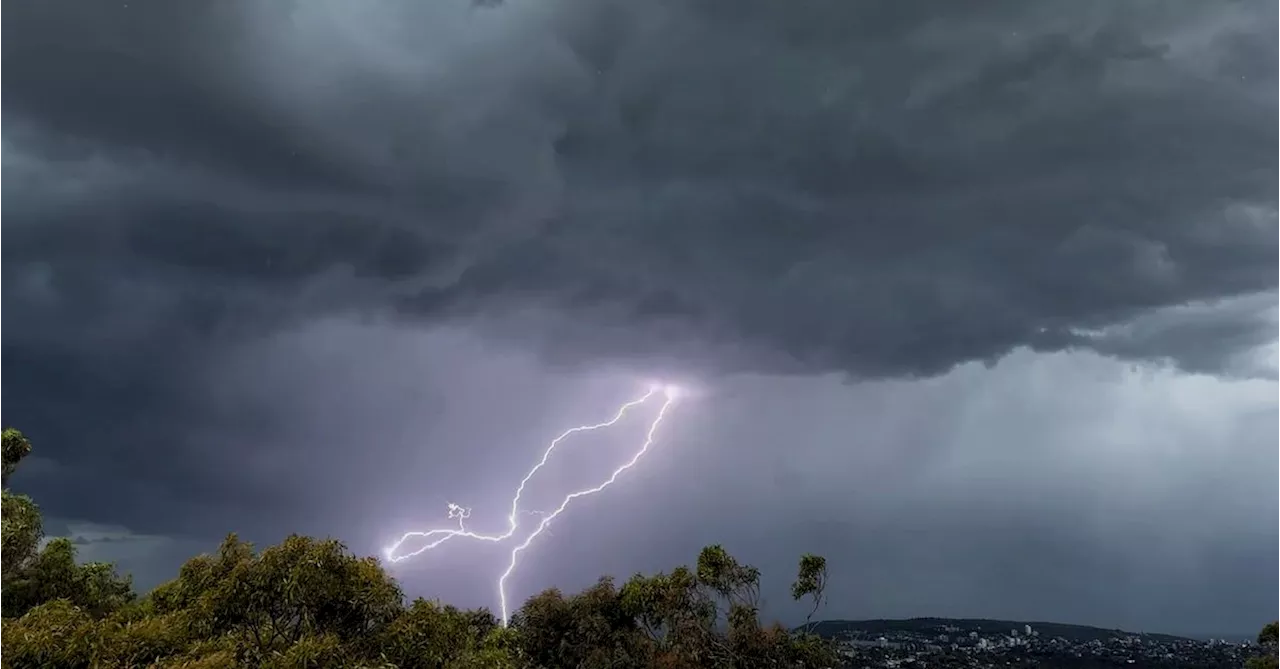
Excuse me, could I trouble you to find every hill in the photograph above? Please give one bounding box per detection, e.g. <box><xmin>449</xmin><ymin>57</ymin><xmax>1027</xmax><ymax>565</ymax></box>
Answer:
<box><xmin>803</xmin><ymin>617</ymin><xmax>1197</xmax><ymax>644</ymax></box>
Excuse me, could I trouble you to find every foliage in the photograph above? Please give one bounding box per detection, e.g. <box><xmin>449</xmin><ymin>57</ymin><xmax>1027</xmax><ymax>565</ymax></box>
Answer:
<box><xmin>1247</xmin><ymin>621</ymin><xmax>1279</xmax><ymax>669</ymax></box>
<box><xmin>1259</xmin><ymin>621</ymin><xmax>1279</xmax><ymax>648</ymax></box>
<box><xmin>1</xmin><ymin>600</ymin><xmax>98</xmax><ymax>669</ymax></box>
<box><xmin>2</xmin><ymin>427</ymin><xmax>135</xmax><ymax>622</ymax></box>
<box><xmin>514</xmin><ymin>576</ymin><xmax>669</xmax><ymax>669</ymax></box>
<box><xmin>790</xmin><ymin>553</ymin><xmax>827</xmax><ymax>633</ymax></box>
<box><xmin>378</xmin><ymin>598</ymin><xmax>512</xmax><ymax>669</ymax></box>
<box><xmin>2</xmin><ymin>489</ymin><xmax>43</xmax><ymax>575</ymax></box>
<box><xmin>2</xmin><ymin>427</ymin><xmax>33</xmax><ymax>486</ymax></box>
<box><xmin>0</xmin><ymin>428</ymin><xmax>837</xmax><ymax>668</ymax></box>
<box><xmin>2</xmin><ymin>428</ymin><xmax>43</xmax><ymax>577</ymax></box>
<box><xmin>3</xmin><ymin>538</ymin><xmax>136</xmax><ymax>619</ymax></box>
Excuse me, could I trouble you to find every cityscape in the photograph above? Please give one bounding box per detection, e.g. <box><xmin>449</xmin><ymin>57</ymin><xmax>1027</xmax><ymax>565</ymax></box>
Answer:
<box><xmin>809</xmin><ymin>618</ymin><xmax>1261</xmax><ymax>668</ymax></box>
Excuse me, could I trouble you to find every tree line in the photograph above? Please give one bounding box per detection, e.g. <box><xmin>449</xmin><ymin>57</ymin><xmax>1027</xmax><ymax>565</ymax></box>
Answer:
<box><xmin>1250</xmin><ymin>622</ymin><xmax>1279</xmax><ymax>669</ymax></box>
<box><xmin>0</xmin><ymin>428</ymin><xmax>838</xmax><ymax>668</ymax></box>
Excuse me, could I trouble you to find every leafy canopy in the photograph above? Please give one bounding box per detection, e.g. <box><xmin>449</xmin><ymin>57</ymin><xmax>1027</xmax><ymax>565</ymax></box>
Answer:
<box><xmin>1</xmin><ymin>428</ymin><xmax>838</xmax><ymax>669</ymax></box>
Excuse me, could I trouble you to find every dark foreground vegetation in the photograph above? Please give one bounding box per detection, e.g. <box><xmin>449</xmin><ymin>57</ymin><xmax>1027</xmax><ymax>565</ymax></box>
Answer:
<box><xmin>0</xmin><ymin>428</ymin><xmax>837</xmax><ymax>668</ymax></box>
<box><xmin>1249</xmin><ymin>623</ymin><xmax>1280</xmax><ymax>669</ymax></box>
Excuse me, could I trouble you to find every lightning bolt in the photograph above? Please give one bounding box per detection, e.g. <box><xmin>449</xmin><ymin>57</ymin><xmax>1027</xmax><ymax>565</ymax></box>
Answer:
<box><xmin>383</xmin><ymin>383</ymin><xmax>680</xmax><ymax>626</ymax></box>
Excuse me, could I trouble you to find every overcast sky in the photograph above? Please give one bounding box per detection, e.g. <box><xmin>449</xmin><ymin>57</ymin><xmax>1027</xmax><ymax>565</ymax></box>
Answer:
<box><xmin>2</xmin><ymin>0</ymin><xmax>1276</xmax><ymax>637</ymax></box>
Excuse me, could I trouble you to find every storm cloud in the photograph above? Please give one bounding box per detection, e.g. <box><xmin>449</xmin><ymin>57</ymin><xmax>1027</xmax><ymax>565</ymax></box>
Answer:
<box><xmin>6</xmin><ymin>0</ymin><xmax>1276</xmax><ymax>374</ymax></box>
<box><xmin>2</xmin><ymin>0</ymin><xmax>1275</xmax><ymax>636</ymax></box>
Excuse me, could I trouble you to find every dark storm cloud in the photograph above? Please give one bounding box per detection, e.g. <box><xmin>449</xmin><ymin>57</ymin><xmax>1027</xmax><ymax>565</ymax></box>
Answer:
<box><xmin>1</xmin><ymin>0</ymin><xmax>1275</xmax><ymax>623</ymax></box>
<box><xmin>5</xmin><ymin>0</ymin><xmax>1276</xmax><ymax>378</ymax></box>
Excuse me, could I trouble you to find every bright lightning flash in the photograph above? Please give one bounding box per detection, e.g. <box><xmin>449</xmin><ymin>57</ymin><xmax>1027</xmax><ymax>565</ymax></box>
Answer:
<box><xmin>383</xmin><ymin>383</ymin><xmax>680</xmax><ymax>626</ymax></box>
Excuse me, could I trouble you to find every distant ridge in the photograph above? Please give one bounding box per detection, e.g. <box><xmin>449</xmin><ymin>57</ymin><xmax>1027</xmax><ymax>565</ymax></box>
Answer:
<box><xmin>800</xmin><ymin>618</ymin><xmax>1197</xmax><ymax>644</ymax></box>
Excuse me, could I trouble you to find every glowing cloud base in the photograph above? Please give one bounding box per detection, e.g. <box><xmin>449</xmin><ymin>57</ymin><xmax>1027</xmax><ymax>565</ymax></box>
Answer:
<box><xmin>383</xmin><ymin>384</ymin><xmax>680</xmax><ymax>626</ymax></box>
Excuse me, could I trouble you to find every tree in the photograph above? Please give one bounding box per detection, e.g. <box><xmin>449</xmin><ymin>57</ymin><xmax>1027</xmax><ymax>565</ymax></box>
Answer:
<box><xmin>0</xmin><ymin>426</ymin><xmax>838</xmax><ymax>668</ymax></box>
<box><xmin>91</xmin><ymin>605</ymin><xmax>204</xmax><ymax>669</ymax></box>
<box><xmin>2</xmin><ymin>538</ymin><xmax>135</xmax><ymax>619</ymax></box>
<box><xmin>153</xmin><ymin>533</ymin><xmax>404</xmax><ymax>664</ymax></box>
<box><xmin>1</xmin><ymin>430</ymin><xmax>135</xmax><ymax>621</ymax></box>
<box><xmin>379</xmin><ymin>598</ymin><xmax>512</xmax><ymax>669</ymax></box>
<box><xmin>2</xmin><ymin>488</ymin><xmax>43</xmax><ymax>575</ymax></box>
<box><xmin>2</xmin><ymin>428</ymin><xmax>43</xmax><ymax>576</ymax></box>
<box><xmin>695</xmin><ymin>544</ymin><xmax>762</xmax><ymax>613</ymax></box>
<box><xmin>0</xmin><ymin>599</ymin><xmax>98</xmax><ymax>669</ymax></box>
<box><xmin>620</xmin><ymin>566</ymin><xmax>714</xmax><ymax>659</ymax></box>
<box><xmin>511</xmin><ymin>577</ymin><xmax>652</xmax><ymax>669</ymax></box>
<box><xmin>618</xmin><ymin>546</ymin><xmax>836</xmax><ymax>669</ymax></box>
<box><xmin>1260</xmin><ymin>621</ymin><xmax>1279</xmax><ymax>647</ymax></box>
<box><xmin>1248</xmin><ymin>620</ymin><xmax>1279</xmax><ymax>669</ymax></box>
<box><xmin>790</xmin><ymin>553</ymin><xmax>827</xmax><ymax>634</ymax></box>
<box><xmin>2</xmin><ymin>427</ymin><xmax>33</xmax><ymax>486</ymax></box>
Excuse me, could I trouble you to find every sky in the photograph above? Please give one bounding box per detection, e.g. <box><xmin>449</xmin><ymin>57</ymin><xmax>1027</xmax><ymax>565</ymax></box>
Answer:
<box><xmin>2</xmin><ymin>0</ymin><xmax>1277</xmax><ymax>637</ymax></box>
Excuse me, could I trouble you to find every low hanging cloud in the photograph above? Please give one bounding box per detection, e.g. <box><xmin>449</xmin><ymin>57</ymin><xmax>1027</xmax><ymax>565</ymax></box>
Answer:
<box><xmin>42</xmin><ymin>519</ymin><xmax>212</xmax><ymax>592</ymax></box>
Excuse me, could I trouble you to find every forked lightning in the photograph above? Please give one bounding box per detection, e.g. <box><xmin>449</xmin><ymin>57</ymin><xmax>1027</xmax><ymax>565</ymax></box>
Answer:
<box><xmin>383</xmin><ymin>384</ymin><xmax>680</xmax><ymax>625</ymax></box>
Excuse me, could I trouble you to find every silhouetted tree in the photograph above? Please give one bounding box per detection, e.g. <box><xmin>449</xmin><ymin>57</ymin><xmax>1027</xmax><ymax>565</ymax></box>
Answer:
<box><xmin>1248</xmin><ymin>620</ymin><xmax>1279</xmax><ymax>669</ymax></box>
<box><xmin>2</xmin><ymin>427</ymin><xmax>33</xmax><ymax>487</ymax></box>
<box><xmin>791</xmin><ymin>553</ymin><xmax>828</xmax><ymax>634</ymax></box>
<box><xmin>1</xmin><ymin>430</ymin><xmax>135</xmax><ymax>621</ymax></box>
<box><xmin>0</xmin><ymin>427</ymin><xmax>837</xmax><ymax>669</ymax></box>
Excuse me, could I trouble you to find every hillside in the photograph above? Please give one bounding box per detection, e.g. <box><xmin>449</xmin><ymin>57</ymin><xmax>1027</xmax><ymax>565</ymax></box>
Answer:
<box><xmin>804</xmin><ymin>618</ymin><xmax>1197</xmax><ymax>644</ymax></box>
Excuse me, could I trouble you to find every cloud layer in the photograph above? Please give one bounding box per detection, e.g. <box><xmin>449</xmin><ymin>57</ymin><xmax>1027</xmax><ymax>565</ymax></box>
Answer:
<box><xmin>5</xmin><ymin>0</ymin><xmax>1276</xmax><ymax>380</ymax></box>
